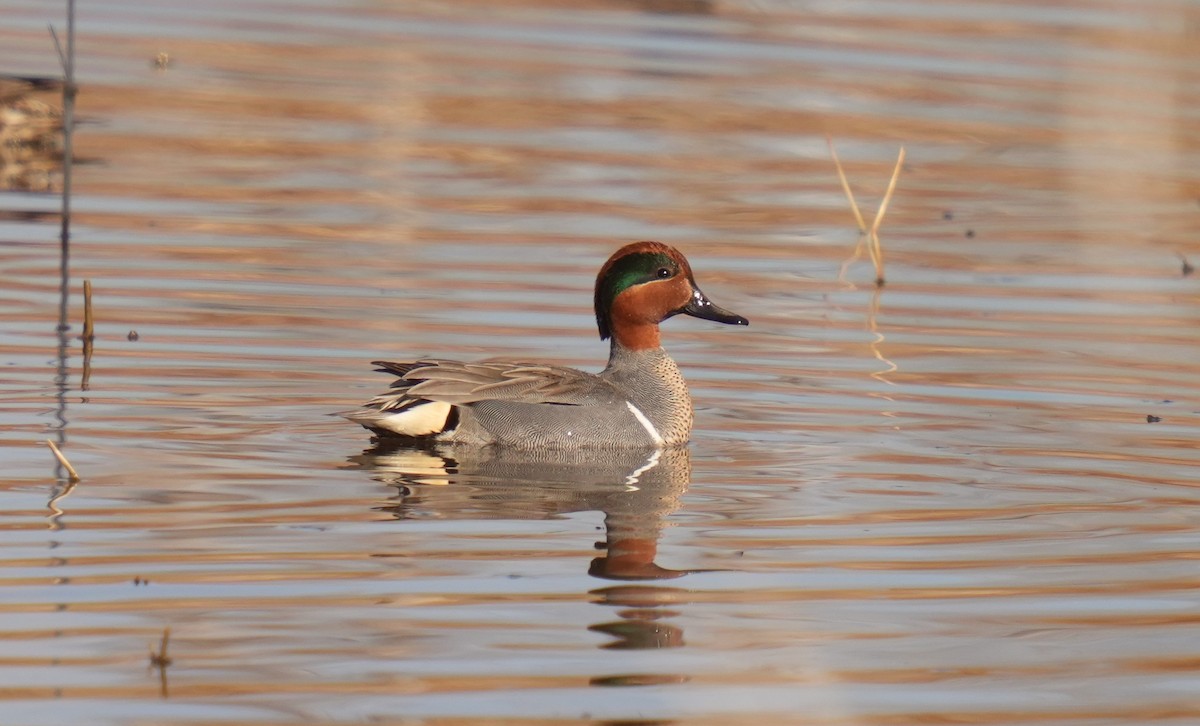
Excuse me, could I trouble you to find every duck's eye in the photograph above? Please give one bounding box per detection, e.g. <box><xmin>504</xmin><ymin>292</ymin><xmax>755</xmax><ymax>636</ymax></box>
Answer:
<box><xmin>656</xmin><ymin>267</ymin><xmax>672</xmax><ymax>279</ymax></box>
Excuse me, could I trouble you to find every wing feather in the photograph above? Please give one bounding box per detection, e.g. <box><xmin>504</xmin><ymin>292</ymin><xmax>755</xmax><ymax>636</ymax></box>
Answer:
<box><xmin>367</xmin><ymin>358</ymin><xmax>621</xmax><ymax>408</ymax></box>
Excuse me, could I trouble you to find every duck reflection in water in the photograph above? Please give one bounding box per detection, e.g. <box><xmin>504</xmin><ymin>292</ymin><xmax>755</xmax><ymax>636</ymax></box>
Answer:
<box><xmin>353</xmin><ymin>442</ymin><xmax>694</xmax><ymax>580</ymax></box>
<box><xmin>351</xmin><ymin>441</ymin><xmax>699</xmax><ymax>685</ymax></box>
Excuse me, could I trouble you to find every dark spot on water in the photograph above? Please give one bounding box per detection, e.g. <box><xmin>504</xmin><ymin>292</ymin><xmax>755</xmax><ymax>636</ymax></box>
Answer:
<box><xmin>942</xmin><ymin>211</ymin><xmax>953</xmax><ymax>220</ymax></box>
<box><xmin>1146</xmin><ymin>415</ymin><xmax>1161</xmax><ymax>423</ymax></box>
<box><xmin>965</xmin><ymin>229</ymin><xmax>975</xmax><ymax>238</ymax></box>
<box><xmin>638</xmin><ymin>0</ymin><xmax>714</xmax><ymax>14</ymax></box>
<box><xmin>127</xmin><ymin>330</ymin><xmax>139</xmax><ymax>341</ymax></box>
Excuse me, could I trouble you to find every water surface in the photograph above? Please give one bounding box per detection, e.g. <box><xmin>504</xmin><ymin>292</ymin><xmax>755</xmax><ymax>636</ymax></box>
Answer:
<box><xmin>1</xmin><ymin>1</ymin><xmax>1199</xmax><ymax>724</ymax></box>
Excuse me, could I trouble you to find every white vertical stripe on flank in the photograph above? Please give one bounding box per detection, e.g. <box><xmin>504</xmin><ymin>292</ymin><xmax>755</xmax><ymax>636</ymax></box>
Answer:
<box><xmin>625</xmin><ymin>401</ymin><xmax>665</xmax><ymax>447</ymax></box>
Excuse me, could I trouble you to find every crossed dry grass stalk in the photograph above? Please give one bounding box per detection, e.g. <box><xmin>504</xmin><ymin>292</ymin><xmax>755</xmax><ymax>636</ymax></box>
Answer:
<box><xmin>828</xmin><ymin>138</ymin><xmax>905</xmax><ymax>287</ymax></box>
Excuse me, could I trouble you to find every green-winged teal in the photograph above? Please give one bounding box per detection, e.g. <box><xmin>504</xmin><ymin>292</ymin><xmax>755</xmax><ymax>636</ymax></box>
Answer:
<box><xmin>345</xmin><ymin>241</ymin><xmax>748</xmax><ymax>448</ymax></box>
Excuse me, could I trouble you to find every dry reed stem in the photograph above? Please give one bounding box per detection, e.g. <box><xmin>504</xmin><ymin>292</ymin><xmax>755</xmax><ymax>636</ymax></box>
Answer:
<box><xmin>51</xmin><ymin>0</ymin><xmax>76</xmax><ymax>243</ymax></box>
<box><xmin>50</xmin><ymin>0</ymin><xmax>77</xmax><ymax>333</ymax></box>
<box><xmin>865</xmin><ymin>232</ymin><xmax>883</xmax><ymax>286</ymax></box>
<box><xmin>81</xmin><ymin>279</ymin><xmax>94</xmax><ymax>390</ymax></box>
<box><xmin>45</xmin><ymin>439</ymin><xmax>80</xmax><ymax>481</ymax></box>
<box><xmin>828</xmin><ymin>139</ymin><xmax>905</xmax><ymax>287</ymax></box>
<box><xmin>149</xmin><ymin>628</ymin><xmax>172</xmax><ymax>667</ymax></box>
<box><xmin>149</xmin><ymin>627</ymin><xmax>172</xmax><ymax>698</ymax></box>
<box><xmin>82</xmin><ymin>279</ymin><xmax>93</xmax><ymax>340</ymax></box>
<box><xmin>867</xmin><ymin>146</ymin><xmax>906</xmax><ymax>286</ymax></box>
<box><xmin>870</xmin><ymin>146</ymin><xmax>907</xmax><ymax>239</ymax></box>
<box><xmin>827</xmin><ymin>137</ymin><xmax>868</xmax><ymax>234</ymax></box>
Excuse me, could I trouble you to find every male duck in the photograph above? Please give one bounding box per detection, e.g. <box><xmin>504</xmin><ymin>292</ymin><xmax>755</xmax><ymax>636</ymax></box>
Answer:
<box><xmin>345</xmin><ymin>241</ymin><xmax>748</xmax><ymax>449</ymax></box>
